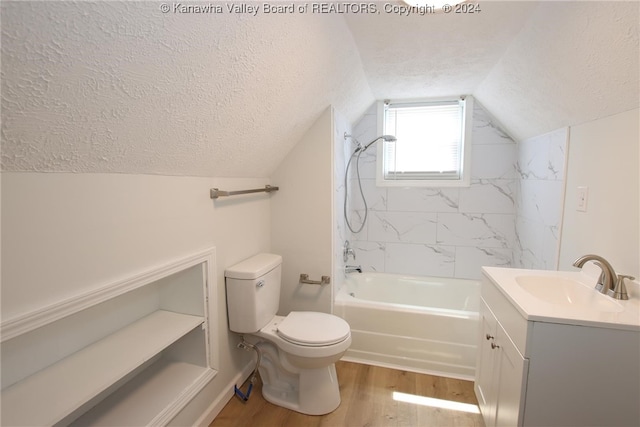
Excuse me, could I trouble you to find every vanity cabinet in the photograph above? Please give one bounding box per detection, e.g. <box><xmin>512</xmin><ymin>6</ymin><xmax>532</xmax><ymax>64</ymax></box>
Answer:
<box><xmin>475</xmin><ymin>268</ymin><xmax>640</xmax><ymax>427</ymax></box>
<box><xmin>1</xmin><ymin>249</ymin><xmax>217</xmax><ymax>426</ymax></box>
<box><xmin>476</xmin><ymin>299</ymin><xmax>528</xmax><ymax>427</ymax></box>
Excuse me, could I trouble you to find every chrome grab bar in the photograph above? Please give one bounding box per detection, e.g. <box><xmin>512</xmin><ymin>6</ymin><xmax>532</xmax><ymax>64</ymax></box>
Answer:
<box><xmin>299</xmin><ymin>274</ymin><xmax>330</xmax><ymax>285</ymax></box>
<box><xmin>210</xmin><ymin>185</ymin><xmax>279</xmax><ymax>199</ymax></box>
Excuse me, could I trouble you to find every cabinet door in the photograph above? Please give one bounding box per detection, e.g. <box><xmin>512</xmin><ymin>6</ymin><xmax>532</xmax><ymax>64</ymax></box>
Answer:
<box><xmin>494</xmin><ymin>323</ymin><xmax>528</xmax><ymax>427</ymax></box>
<box><xmin>475</xmin><ymin>300</ymin><xmax>498</xmax><ymax>427</ymax></box>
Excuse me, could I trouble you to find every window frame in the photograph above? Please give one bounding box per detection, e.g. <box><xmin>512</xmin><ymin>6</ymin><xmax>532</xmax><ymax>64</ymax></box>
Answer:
<box><xmin>375</xmin><ymin>96</ymin><xmax>473</xmax><ymax>188</ymax></box>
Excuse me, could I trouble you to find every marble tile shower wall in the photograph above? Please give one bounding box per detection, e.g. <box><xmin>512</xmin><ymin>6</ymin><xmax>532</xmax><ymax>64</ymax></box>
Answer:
<box><xmin>346</xmin><ymin>103</ymin><xmax>517</xmax><ymax>280</ymax></box>
<box><xmin>513</xmin><ymin>128</ymin><xmax>567</xmax><ymax>270</ymax></box>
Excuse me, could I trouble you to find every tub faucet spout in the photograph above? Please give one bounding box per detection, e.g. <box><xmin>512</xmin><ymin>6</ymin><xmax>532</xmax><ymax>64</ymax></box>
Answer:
<box><xmin>572</xmin><ymin>254</ymin><xmax>617</xmax><ymax>294</ymax></box>
<box><xmin>345</xmin><ymin>265</ymin><xmax>362</xmax><ymax>274</ymax></box>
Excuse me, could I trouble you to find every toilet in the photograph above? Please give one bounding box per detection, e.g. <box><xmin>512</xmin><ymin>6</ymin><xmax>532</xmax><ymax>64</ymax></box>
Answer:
<box><xmin>225</xmin><ymin>253</ymin><xmax>351</xmax><ymax>415</ymax></box>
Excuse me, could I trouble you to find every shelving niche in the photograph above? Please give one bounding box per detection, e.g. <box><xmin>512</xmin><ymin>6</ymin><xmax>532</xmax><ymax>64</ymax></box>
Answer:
<box><xmin>1</xmin><ymin>248</ymin><xmax>218</xmax><ymax>426</ymax></box>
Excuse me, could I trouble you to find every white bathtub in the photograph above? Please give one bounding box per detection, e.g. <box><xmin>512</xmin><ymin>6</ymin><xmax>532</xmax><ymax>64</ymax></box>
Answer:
<box><xmin>334</xmin><ymin>272</ymin><xmax>480</xmax><ymax>380</ymax></box>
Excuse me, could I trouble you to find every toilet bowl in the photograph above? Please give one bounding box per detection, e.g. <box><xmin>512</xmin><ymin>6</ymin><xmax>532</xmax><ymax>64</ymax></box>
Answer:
<box><xmin>257</xmin><ymin>312</ymin><xmax>351</xmax><ymax>366</ymax></box>
<box><xmin>249</xmin><ymin>313</ymin><xmax>351</xmax><ymax>414</ymax></box>
<box><xmin>225</xmin><ymin>253</ymin><xmax>351</xmax><ymax>415</ymax></box>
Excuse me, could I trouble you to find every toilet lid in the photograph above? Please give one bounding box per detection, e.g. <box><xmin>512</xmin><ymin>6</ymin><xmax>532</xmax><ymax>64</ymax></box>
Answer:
<box><xmin>277</xmin><ymin>311</ymin><xmax>350</xmax><ymax>346</ymax></box>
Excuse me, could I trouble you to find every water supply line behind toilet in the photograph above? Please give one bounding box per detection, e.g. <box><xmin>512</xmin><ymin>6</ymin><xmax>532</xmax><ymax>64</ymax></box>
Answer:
<box><xmin>234</xmin><ymin>336</ymin><xmax>262</xmax><ymax>401</ymax></box>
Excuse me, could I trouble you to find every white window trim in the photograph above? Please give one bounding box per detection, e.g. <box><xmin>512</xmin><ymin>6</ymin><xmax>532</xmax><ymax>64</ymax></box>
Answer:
<box><xmin>375</xmin><ymin>96</ymin><xmax>473</xmax><ymax>188</ymax></box>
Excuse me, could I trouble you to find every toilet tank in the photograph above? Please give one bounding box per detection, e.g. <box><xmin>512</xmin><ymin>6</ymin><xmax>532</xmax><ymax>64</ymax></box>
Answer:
<box><xmin>225</xmin><ymin>253</ymin><xmax>282</xmax><ymax>333</ymax></box>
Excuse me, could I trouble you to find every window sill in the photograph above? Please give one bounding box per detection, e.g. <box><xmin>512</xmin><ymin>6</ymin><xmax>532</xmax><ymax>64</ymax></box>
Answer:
<box><xmin>375</xmin><ymin>177</ymin><xmax>471</xmax><ymax>188</ymax></box>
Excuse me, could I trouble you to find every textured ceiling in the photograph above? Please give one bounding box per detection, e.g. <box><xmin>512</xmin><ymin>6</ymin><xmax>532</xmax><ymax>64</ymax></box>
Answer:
<box><xmin>2</xmin><ymin>1</ymin><xmax>639</xmax><ymax>176</ymax></box>
<box><xmin>345</xmin><ymin>0</ymin><xmax>639</xmax><ymax>141</ymax></box>
<box><xmin>1</xmin><ymin>1</ymin><xmax>374</xmax><ymax>176</ymax></box>
<box><xmin>344</xmin><ymin>2</ymin><xmax>539</xmax><ymax>100</ymax></box>
<box><xmin>475</xmin><ymin>1</ymin><xmax>640</xmax><ymax>141</ymax></box>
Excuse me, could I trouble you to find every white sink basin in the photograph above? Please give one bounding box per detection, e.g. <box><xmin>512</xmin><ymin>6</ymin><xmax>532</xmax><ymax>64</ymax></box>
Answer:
<box><xmin>515</xmin><ymin>275</ymin><xmax>624</xmax><ymax>313</ymax></box>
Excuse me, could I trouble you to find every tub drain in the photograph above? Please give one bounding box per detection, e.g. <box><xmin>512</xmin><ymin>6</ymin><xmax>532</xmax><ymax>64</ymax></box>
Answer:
<box><xmin>349</xmin><ymin>292</ymin><xmax>355</xmax><ymax>297</ymax></box>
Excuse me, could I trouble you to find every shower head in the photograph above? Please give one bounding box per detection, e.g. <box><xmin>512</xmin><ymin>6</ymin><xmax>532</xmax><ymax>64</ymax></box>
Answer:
<box><xmin>361</xmin><ymin>134</ymin><xmax>397</xmax><ymax>152</ymax></box>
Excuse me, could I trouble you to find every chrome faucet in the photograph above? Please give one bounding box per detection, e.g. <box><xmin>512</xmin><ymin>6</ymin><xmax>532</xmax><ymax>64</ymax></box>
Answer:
<box><xmin>343</xmin><ymin>240</ymin><xmax>356</xmax><ymax>262</ymax></box>
<box><xmin>572</xmin><ymin>254</ymin><xmax>618</xmax><ymax>294</ymax></box>
<box><xmin>345</xmin><ymin>265</ymin><xmax>362</xmax><ymax>274</ymax></box>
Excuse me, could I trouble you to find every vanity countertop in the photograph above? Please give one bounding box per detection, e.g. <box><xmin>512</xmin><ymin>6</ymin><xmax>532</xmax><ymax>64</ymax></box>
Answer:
<box><xmin>482</xmin><ymin>266</ymin><xmax>640</xmax><ymax>331</ymax></box>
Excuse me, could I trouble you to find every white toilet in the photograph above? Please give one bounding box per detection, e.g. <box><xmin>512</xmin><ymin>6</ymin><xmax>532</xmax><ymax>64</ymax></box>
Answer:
<box><xmin>225</xmin><ymin>253</ymin><xmax>351</xmax><ymax>415</ymax></box>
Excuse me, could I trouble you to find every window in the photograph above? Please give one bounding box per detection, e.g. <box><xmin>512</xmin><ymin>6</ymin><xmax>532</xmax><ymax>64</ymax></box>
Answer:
<box><xmin>376</xmin><ymin>96</ymin><xmax>472</xmax><ymax>187</ymax></box>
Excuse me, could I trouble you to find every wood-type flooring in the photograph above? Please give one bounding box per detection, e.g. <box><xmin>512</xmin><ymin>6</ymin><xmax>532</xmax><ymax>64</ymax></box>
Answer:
<box><xmin>210</xmin><ymin>361</ymin><xmax>484</xmax><ymax>427</ymax></box>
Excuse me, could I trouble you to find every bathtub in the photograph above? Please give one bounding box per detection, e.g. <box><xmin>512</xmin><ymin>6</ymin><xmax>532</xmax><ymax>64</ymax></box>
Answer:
<box><xmin>334</xmin><ymin>272</ymin><xmax>480</xmax><ymax>380</ymax></box>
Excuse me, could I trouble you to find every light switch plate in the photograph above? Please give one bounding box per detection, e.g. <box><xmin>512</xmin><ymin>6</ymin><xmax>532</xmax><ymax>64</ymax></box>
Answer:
<box><xmin>577</xmin><ymin>186</ymin><xmax>588</xmax><ymax>212</ymax></box>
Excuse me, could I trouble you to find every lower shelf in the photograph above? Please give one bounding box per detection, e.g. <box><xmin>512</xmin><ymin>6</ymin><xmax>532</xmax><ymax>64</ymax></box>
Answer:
<box><xmin>1</xmin><ymin>310</ymin><xmax>204</xmax><ymax>426</ymax></box>
<box><xmin>70</xmin><ymin>359</ymin><xmax>217</xmax><ymax>426</ymax></box>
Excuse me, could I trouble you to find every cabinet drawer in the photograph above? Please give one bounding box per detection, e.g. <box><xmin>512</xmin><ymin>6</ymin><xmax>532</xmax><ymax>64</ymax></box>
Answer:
<box><xmin>481</xmin><ymin>274</ymin><xmax>528</xmax><ymax>356</ymax></box>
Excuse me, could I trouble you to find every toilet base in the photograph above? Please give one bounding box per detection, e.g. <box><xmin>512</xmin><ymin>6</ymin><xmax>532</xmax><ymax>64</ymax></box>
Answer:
<box><xmin>261</xmin><ymin>363</ymin><xmax>341</xmax><ymax>415</ymax></box>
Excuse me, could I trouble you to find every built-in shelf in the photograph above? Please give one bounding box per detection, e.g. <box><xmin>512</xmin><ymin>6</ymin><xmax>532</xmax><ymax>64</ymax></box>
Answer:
<box><xmin>70</xmin><ymin>360</ymin><xmax>216</xmax><ymax>426</ymax></box>
<box><xmin>1</xmin><ymin>248</ymin><xmax>218</xmax><ymax>426</ymax></box>
<box><xmin>1</xmin><ymin>310</ymin><xmax>204</xmax><ymax>426</ymax></box>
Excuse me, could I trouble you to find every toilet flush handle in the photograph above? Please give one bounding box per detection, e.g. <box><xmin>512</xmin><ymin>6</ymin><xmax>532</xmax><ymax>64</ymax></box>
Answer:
<box><xmin>256</xmin><ymin>280</ymin><xmax>265</xmax><ymax>288</ymax></box>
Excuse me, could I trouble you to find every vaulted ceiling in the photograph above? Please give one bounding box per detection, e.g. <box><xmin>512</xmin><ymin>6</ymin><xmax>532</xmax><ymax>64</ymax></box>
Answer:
<box><xmin>1</xmin><ymin>1</ymin><xmax>638</xmax><ymax>177</ymax></box>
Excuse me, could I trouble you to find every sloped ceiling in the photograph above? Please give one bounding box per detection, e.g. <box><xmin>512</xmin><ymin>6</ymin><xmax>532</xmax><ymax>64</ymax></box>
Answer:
<box><xmin>2</xmin><ymin>1</ymin><xmax>639</xmax><ymax>176</ymax></box>
<box><xmin>475</xmin><ymin>1</ymin><xmax>639</xmax><ymax>140</ymax></box>
<box><xmin>1</xmin><ymin>1</ymin><xmax>374</xmax><ymax>176</ymax></box>
<box><xmin>344</xmin><ymin>2</ymin><xmax>539</xmax><ymax>100</ymax></box>
<box><xmin>345</xmin><ymin>0</ymin><xmax>639</xmax><ymax>141</ymax></box>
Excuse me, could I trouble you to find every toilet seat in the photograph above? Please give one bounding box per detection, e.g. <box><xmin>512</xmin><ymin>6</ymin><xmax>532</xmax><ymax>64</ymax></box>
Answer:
<box><xmin>277</xmin><ymin>311</ymin><xmax>350</xmax><ymax>347</ymax></box>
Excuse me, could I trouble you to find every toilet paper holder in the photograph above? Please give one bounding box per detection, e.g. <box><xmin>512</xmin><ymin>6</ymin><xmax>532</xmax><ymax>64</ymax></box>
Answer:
<box><xmin>299</xmin><ymin>274</ymin><xmax>330</xmax><ymax>285</ymax></box>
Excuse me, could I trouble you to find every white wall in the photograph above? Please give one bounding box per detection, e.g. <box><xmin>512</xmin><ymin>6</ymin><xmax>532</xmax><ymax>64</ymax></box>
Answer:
<box><xmin>559</xmin><ymin>109</ymin><xmax>639</xmax><ymax>276</ymax></box>
<box><xmin>1</xmin><ymin>172</ymin><xmax>271</xmax><ymax>424</ymax></box>
<box><xmin>270</xmin><ymin>107</ymin><xmax>333</xmax><ymax>315</ymax></box>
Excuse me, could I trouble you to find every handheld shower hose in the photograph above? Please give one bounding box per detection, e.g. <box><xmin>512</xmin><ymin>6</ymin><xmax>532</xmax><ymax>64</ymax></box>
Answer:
<box><xmin>344</xmin><ymin>135</ymin><xmax>396</xmax><ymax>234</ymax></box>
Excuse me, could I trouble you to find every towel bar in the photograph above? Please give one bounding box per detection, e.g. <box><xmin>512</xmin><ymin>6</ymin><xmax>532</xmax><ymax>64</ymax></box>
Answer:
<box><xmin>210</xmin><ymin>185</ymin><xmax>279</xmax><ymax>199</ymax></box>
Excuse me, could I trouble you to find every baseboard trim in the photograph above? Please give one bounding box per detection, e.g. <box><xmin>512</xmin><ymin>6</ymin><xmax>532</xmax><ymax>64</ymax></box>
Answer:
<box><xmin>194</xmin><ymin>364</ymin><xmax>254</xmax><ymax>426</ymax></box>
